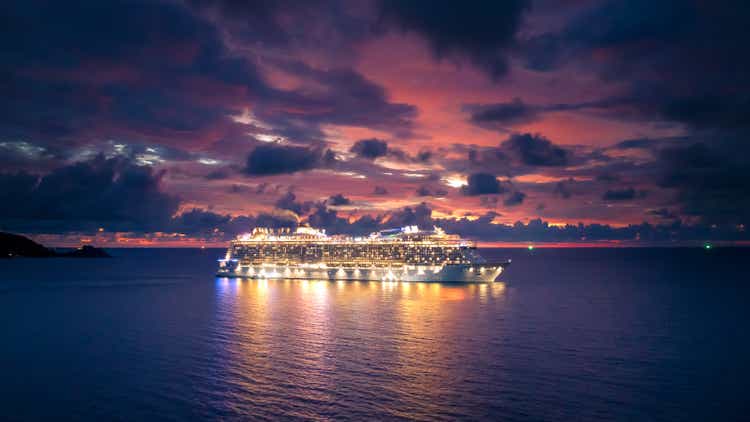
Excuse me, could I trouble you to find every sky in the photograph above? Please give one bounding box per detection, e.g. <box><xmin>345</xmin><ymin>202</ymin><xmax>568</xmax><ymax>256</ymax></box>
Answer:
<box><xmin>1</xmin><ymin>0</ymin><xmax>749</xmax><ymax>245</ymax></box>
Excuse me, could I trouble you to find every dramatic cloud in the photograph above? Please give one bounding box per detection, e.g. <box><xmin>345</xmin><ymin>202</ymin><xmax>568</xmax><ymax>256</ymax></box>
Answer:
<box><xmin>602</xmin><ymin>188</ymin><xmax>636</xmax><ymax>201</ymax></box>
<box><xmin>415</xmin><ymin>185</ymin><xmax>447</xmax><ymax>197</ymax></box>
<box><xmin>0</xmin><ymin>156</ymin><xmax>179</xmax><ymax>232</ymax></box>
<box><xmin>465</xmin><ymin>98</ymin><xmax>540</xmax><ymax>128</ymax></box>
<box><xmin>503</xmin><ymin>191</ymin><xmax>526</xmax><ymax>206</ymax></box>
<box><xmin>500</xmin><ymin>133</ymin><xmax>568</xmax><ymax>167</ymax></box>
<box><xmin>245</xmin><ymin>144</ymin><xmax>335</xmax><ymax>176</ymax></box>
<box><xmin>554</xmin><ymin>179</ymin><xmax>574</xmax><ymax>199</ymax></box>
<box><xmin>462</xmin><ymin>173</ymin><xmax>505</xmax><ymax>196</ymax></box>
<box><xmin>350</xmin><ymin>138</ymin><xmax>389</xmax><ymax>159</ymax></box>
<box><xmin>275</xmin><ymin>192</ymin><xmax>315</xmax><ymax>215</ymax></box>
<box><xmin>656</xmin><ymin>141</ymin><xmax>750</xmax><ymax>224</ymax></box>
<box><xmin>205</xmin><ymin>169</ymin><xmax>231</xmax><ymax>180</ymax></box>
<box><xmin>378</xmin><ymin>0</ymin><xmax>531</xmax><ymax>79</ymax></box>
<box><xmin>373</xmin><ymin>186</ymin><xmax>389</xmax><ymax>195</ymax></box>
<box><xmin>453</xmin><ymin>132</ymin><xmax>576</xmax><ymax>177</ymax></box>
<box><xmin>464</xmin><ymin>97</ymin><xmax>635</xmax><ymax>130</ymax></box>
<box><xmin>647</xmin><ymin>208</ymin><xmax>678</xmax><ymax>220</ymax></box>
<box><xmin>1</xmin><ymin>0</ymin><xmax>265</xmax><ymax>148</ymax></box>
<box><xmin>520</xmin><ymin>0</ymin><xmax>750</xmax><ymax>131</ymax></box>
<box><xmin>169</xmin><ymin>208</ymin><xmax>298</xmax><ymax>237</ymax></box>
<box><xmin>382</xmin><ymin>203</ymin><xmax>434</xmax><ymax>229</ymax></box>
<box><xmin>259</xmin><ymin>62</ymin><xmax>418</xmax><ymax>138</ymax></box>
<box><xmin>2</xmin><ymin>1</ymin><xmax>749</xmax><ymax>243</ymax></box>
<box><xmin>1</xmin><ymin>0</ymin><xmax>419</xmax><ymax>153</ymax></box>
<box><xmin>327</xmin><ymin>193</ymin><xmax>352</xmax><ymax>206</ymax></box>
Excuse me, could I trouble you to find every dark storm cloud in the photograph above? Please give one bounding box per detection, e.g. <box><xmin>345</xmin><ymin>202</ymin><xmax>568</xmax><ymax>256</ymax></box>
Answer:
<box><xmin>273</xmin><ymin>202</ymin><xmax>748</xmax><ymax>242</ymax></box>
<box><xmin>378</xmin><ymin>0</ymin><xmax>531</xmax><ymax>80</ymax></box>
<box><xmin>306</xmin><ymin>204</ymin><xmax>352</xmax><ymax>234</ymax></box>
<box><xmin>187</xmin><ymin>0</ymin><xmax>372</xmax><ymax>62</ymax></box>
<box><xmin>514</xmin><ymin>0</ymin><xmax>750</xmax><ymax>229</ymax></box>
<box><xmin>415</xmin><ymin>150</ymin><xmax>432</xmax><ymax>162</ymax></box>
<box><xmin>519</xmin><ymin>0</ymin><xmax>750</xmax><ymax>131</ymax></box>
<box><xmin>244</xmin><ymin>144</ymin><xmax>335</xmax><ymax>176</ymax></box>
<box><xmin>264</xmin><ymin>61</ymin><xmax>417</xmax><ymax>137</ymax></box>
<box><xmin>377</xmin><ymin>206</ymin><xmax>745</xmax><ymax>241</ymax></box>
<box><xmin>350</xmin><ymin>138</ymin><xmax>389</xmax><ymax>159</ymax></box>
<box><xmin>327</xmin><ymin>194</ymin><xmax>352</xmax><ymax>206</ymax></box>
<box><xmin>169</xmin><ymin>208</ymin><xmax>298</xmax><ymax>237</ymax></box>
<box><xmin>656</xmin><ymin>141</ymin><xmax>750</xmax><ymax>224</ymax></box>
<box><xmin>602</xmin><ymin>188</ymin><xmax>636</xmax><ymax>201</ymax></box>
<box><xmin>274</xmin><ymin>192</ymin><xmax>315</xmax><ymax>216</ymax></box>
<box><xmin>462</xmin><ymin>173</ymin><xmax>506</xmax><ymax>196</ymax></box>
<box><xmin>647</xmin><ymin>208</ymin><xmax>678</xmax><ymax>220</ymax></box>
<box><xmin>0</xmin><ymin>0</ymin><xmax>418</xmax><ymax>156</ymax></box>
<box><xmin>186</xmin><ymin>0</ymin><xmax>300</xmax><ymax>47</ymax></box>
<box><xmin>596</xmin><ymin>173</ymin><xmax>620</xmax><ymax>183</ymax></box>
<box><xmin>0</xmin><ymin>0</ymin><xmax>268</xmax><ymax>147</ymax></box>
<box><xmin>464</xmin><ymin>98</ymin><xmax>540</xmax><ymax>128</ymax></box>
<box><xmin>373</xmin><ymin>186</ymin><xmax>389</xmax><ymax>195</ymax></box>
<box><xmin>415</xmin><ymin>185</ymin><xmax>447</xmax><ymax>198</ymax></box>
<box><xmin>0</xmin><ymin>156</ymin><xmax>179</xmax><ymax>232</ymax></box>
<box><xmin>348</xmin><ymin>138</ymin><xmax>433</xmax><ymax>165</ymax></box>
<box><xmin>501</xmin><ymin>133</ymin><xmax>568</xmax><ymax>167</ymax></box>
<box><xmin>595</xmin><ymin>135</ymin><xmax>750</xmax><ymax>224</ymax></box>
<box><xmin>554</xmin><ymin>179</ymin><xmax>575</xmax><ymax>199</ymax></box>
<box><xmin>415</xmin><ymin>186</ymin><xmax>431</xmax><ymax>197</ymax></box>
<box><xmin>304</xmin><ymin>202</ymin><xmax>437</xmax><ymax>236</ymax></box>
<box><xmin>452</xmin><ymin>132</ymin><xmax>579</xmax><ymax>177</ymax></box>
<box><xmin>462</xmin><ymin>95</ymin><xmax>654</xmax><ymax>132</ymax></box>
<box><xmin>382</xmin><ymin>203</ymin><xmax>434</xmax><ymax>229</ymax></box>
<box><xmin>3</xmin><ymin>0</ymin><xmax>749</xmax><ymax>239</ymax></box>
<box><xmin>503</xmin><ymin>191</ymin><xmax>526</xmax><ymax>206</ymax></box>
<box><xmin>387</xmin><ymin>147</ymin><xmax>434</xmax><ymax>164</ymax></box>
<box><xmin>614</xmin><ymin>138</ymin><xmax>660</xmax><ymax>150</ymax></box>
<box><xmin>204</xmin><ymin>169</ymin><xmax>231</xmax><ymax>180</ymax></box>
<box><xmin>465</xmin><ymin>97</ymin><xmax>642</xmax><ymax>130</ymax></box>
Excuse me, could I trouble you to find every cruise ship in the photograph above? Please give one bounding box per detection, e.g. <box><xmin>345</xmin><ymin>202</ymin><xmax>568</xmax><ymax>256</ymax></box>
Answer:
<box><xmin>217</xmin><ymin>226</ymin><xmax>510</xmax><ymax>283</ymax></box>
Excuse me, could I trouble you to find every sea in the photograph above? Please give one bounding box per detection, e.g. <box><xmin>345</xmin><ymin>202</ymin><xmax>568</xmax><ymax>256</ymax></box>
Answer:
<box><xmin>0</xmin><ymin>248</ymin><xmax>748</xmax><ymax>421</ymax></box>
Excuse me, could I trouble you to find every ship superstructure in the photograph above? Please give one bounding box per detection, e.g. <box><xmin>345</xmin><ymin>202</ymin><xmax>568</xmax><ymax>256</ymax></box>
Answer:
<box><xmin>217</xmin><ymin>226</ymin><xmax>509</xmax><ymax>282</ymax></box>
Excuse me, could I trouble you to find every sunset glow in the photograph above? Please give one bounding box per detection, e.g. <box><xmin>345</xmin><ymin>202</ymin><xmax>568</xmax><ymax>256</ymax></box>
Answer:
<box><xmin>1</xmin><ymin>0</ymin><xmax>748</xmax><ymax>246</ymax></box>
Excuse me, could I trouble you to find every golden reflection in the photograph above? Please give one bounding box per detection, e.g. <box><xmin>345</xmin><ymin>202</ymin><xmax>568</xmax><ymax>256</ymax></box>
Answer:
<box><xmin>440</xmin><ymin>287</ymin><xmax>466</xmax><ymax>301</ymax></box>
<box><xmin>311</xmin><ymin>280</ymin><xmax>328</xmax><ymax>305</ymax></box>
<box><xmin>491</xmin><ymin>282</ymin><xmax>506</xmax><ymax>298</ymax></box>
<box><xmin>213</xmin><ymin>277</ymin><xmax>508</xmax><ymax>412</ymax></box>
<box><xmin>255</xmin><ymin>279</ymin><xmax>269</xmax><ymax>297</ymax></box>
<box><xmin>478</xmin><ymin>283</ymin><xmax>488</xmax><ymax>303</ymax></box>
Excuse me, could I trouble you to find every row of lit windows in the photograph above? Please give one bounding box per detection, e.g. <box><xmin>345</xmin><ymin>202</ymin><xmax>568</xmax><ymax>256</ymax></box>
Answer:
<box><xmin>231</xmin><ymin>243</ymin><xmax>475</xmax><ymax>265</ymax></box>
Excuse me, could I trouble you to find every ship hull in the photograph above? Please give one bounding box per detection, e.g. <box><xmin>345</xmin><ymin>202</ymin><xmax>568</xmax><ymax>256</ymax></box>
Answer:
<box><xmin>216</xmin><ymin>262</ymin><xmax>509</xmax><ymax>283</ymax></box>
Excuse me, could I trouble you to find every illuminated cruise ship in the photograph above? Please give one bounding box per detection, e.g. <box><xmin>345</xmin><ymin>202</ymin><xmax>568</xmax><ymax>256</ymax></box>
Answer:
<box><xmin>217</xmin><ymin>226</ymin><xmax>510</xmax><ymax>283</ymax></box>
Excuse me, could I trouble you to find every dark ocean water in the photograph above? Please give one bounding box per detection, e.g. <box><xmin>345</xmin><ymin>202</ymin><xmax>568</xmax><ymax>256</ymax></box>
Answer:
<box><xmin>1</xmin><ymin>248</ymin><xmax>748</xmax><ymax>421</ymax></box>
